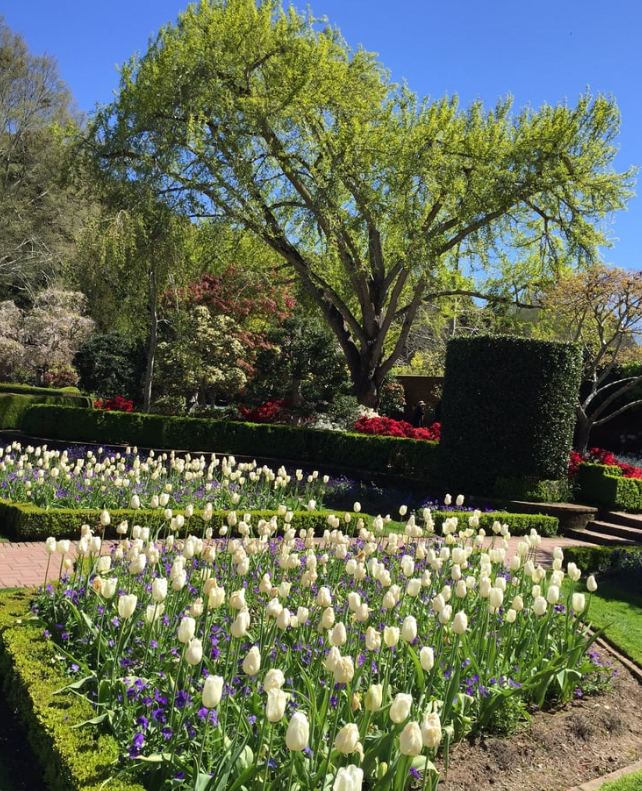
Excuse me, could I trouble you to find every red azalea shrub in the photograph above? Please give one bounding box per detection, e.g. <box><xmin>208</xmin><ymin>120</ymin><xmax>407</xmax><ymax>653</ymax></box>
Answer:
<box><xmin>95</xmin><ymin>395</ymin><xmax>134</xmax><ymax>413</ymax></box>
<box><xmin>569</xmin><ymin>447</ymin><xmax>642</xmax><ymax>479</ymax></box>
<box><xmin>238</xmin><ymin>399</ymin><xmax>287</xmax><ymax>424</ymax></box>
<box><xmin>354</xmin><ymin>416</ymin><xmax>441</xmax><ymax>442</ymax></box>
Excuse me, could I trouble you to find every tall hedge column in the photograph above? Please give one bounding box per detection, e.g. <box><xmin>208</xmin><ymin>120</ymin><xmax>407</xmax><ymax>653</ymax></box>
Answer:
<box><xmin>439</xmin><ymin>336</ymin><xmax>582</xmax><ymax>499</ymax></box>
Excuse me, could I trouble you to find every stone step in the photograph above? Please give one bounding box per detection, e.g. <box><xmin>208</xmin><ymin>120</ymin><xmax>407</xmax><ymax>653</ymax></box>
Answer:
<box><xmin>564</xmin><ymin>527</ymin><xmax>639</xmax><ymax>547</ymax></box>
<box><xmin>587</xmin><ymin>520</ymin><xmax>642</xmax><ymax>543</ymax></box>
<box><xmin>601</xmin><ymin>510</ymin><xmax>642</xmax><ymax>530</ymax></box>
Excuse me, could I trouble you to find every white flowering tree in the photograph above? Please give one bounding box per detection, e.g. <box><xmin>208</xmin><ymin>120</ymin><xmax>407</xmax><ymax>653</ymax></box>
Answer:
<box><xmin>0</xmin><ymin>289</ymin><xmax>94</xmax><ymax>386</ymax></box>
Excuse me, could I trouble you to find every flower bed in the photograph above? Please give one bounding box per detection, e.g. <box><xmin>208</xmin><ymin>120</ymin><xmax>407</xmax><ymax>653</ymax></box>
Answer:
<box><xmin>0</xmin><ymin>444</ymin><xmax>328</xmax><ymax>512</ymax></box>
<box><xmin>28</xmin><ymin>508</ymin><xmax>594</xmax><ymax>790</ymax></box>
<box><xmin>353</xmin><ymin>416</ymin><xmax>441</xmax><ymax>442</ymax></box>
<box><xmin>570</xmin><ymin>448</ymin><xmax>642</xmax><ymax>480</ymax></box>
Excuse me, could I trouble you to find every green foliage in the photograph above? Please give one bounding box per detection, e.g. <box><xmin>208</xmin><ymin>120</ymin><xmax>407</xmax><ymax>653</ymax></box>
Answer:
<box><xmin>440</xmin><ymin>336</ymin><xmax>582</xmax><ymax>493</ymax></box>
<box><xmin>245</xmin><ymin>314</ymin><xmax>350</xmax><ymax>409</ymax></box>
<box><xmin>493</xmin><ymin>476</ymin><xmax>572</xmax><ymax>503</ymax></box>
<box><xmin>600</xmin><ymin>769</ymin><xmax>642</xmax><ymax>791</ymax></box>
<box><xmin>74</xmin><ymin>333</ymin><xmax>145</xmax><ymax>400</ymax></box>
<box><xmin>156</xmin><ymin>307</ymin><xmax>247</xmax><ymax>406</ymax></box>
<box><xmin>0</xmin><ymin>500</ymin><xmax>361</xmax><ymax>540</ymax></box>
<box><xmin>0</xmin><ymin>391</ymin><xmax>92</xmax><ymax>430</ymax></box>
<box><xmin>0</xmin><ymin>382</ymin><xmax>84</xmax><ymax>397</ymax></box>
<box><xmin>90</xmin><ymin>0</ymin><xmax>632</xmax><ymax>404</ymax></box>
<box><xmin>430</xmin><ymin>510</ymin><xmax>558</xmax><ymax>537</ymax></box>
<box><xmin>0</xmin><ymin>590</ymin><xmax>146</xmax><ymax>791</ymax></box>
<box><xmin>563</xmin><ymin>544</ymin><xmax>642</xmax><ymax>576</ymax></box>
<box><xmin>20</xmin><ymin>404</ymin><xmax>441</xmax><ymax>482</ymax></box>
<box><xmin>577</xmin><ymin>463</ymin><xmax>642</xmax><ymax>512</ymax></box>
<box><xmin>378</xmin><ymin>380</ymin><xmax>406</xmax><ymax>418</ymax></box>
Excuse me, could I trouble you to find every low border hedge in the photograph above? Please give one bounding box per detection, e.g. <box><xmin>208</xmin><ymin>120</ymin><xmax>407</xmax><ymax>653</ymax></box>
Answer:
<box><xmin>577</xmin><ymin>463</ymin><xmax>642</xmax><ymax>512</ymax></box>
<box><xmin>0</xmin><ymin>589</ymin><xmax>145</xmax><ymax>791</ymax></box>
<box><xmin>0</xmin><ymin>383</ymin><xmax>82</xmax><ymax>397</ymax></box>
<box><xmin>0</xmin><ymin>501</ymin><xmax>362</xmax><ymax>541</ymax></box>
<box><xmin>20</xmin><ymin>404</ymin><xmax>441</xmax><ymax>482</ymax></box>
<box><xmin>563</xmin><ymin>544</ymin><xmax>642</xmax><ymax>575</ymax></box>
<box><xmin>0</xmin><ymin>499</ymin><xmax>558</xmax><ymax>540</ymax></box>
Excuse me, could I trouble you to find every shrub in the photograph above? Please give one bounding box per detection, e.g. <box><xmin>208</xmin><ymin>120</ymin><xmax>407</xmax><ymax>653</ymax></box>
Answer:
<box><xmin>570</xmin><ymin>448</ymin><xmax>642</xmax><ymax>480</ymax></box>
<box><xmin>440</xmin><ymin>336</ymin><xmax>582</xmax><ymax>496</ymax></box>
<box><xmin>378</xmin><ymin>380</ymin><xmax>406</xmax><ymax>418</ymax></box>
<box><xmin>0</xmin><ymin>391</ymin><xmax>92</xmax><ymax>430</ymax></box>
<box><xmin>0</xmin><ymin>590</ymin><xmax>145</xmax><ymax>791</ymax></box>
<box><xmin>576</xmin><ymin>463</ymin><xmax>642</xmax><ymax>512</ymax></box>
<box><xmin>20</xmin><ymin>405</ymin><xmax>442</xmax><ymax>482</ymax></box>
<box><xmin>74</xmin><ymin>332</ymin><xmax>144</xmax><ymax>401</ymax></box>
<box><xmin>238</xmin><ymin>399</ymin><xmax>288</xmax><ymax>423</ymax></box>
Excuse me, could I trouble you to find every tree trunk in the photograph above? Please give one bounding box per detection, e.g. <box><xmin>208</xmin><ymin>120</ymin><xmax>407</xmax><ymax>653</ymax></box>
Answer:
<box><xmin>574</xmin><ymin>413</ymin><xmax>593</xmax><ymax>453</ymax></box>
<box><xmin>352</xmin><ymin>367</ymin><xmax>380</xmax><ymax>408</ymax></box>
<box><xmin>142</xmin><ymin>269</ymin><xmax>158</xmax><ymax>412</ymax></box>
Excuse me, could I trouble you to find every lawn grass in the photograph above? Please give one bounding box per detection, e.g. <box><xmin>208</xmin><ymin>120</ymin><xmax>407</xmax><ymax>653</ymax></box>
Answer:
<box><xmin>586</xmin><ymin>581</ymin><xmax>642</xmax><ymax>667</ymax></box>
<box><xmin>600</xmin><ymin>767</ymin><xmax>642</xmax><ymax>790</ymax></box>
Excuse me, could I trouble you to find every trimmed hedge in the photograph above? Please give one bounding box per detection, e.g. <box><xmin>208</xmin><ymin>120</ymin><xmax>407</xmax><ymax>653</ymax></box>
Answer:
<box><xmin>0</xmin><ymin>393</ymin><xmax>90</xmax><ymax>430</ymax></box>
<box><xmin>430</xmin><ymin>509</ymin><xmax>558</xmax><ymax>536</ymax></box>
<box><xmin>0</xmin><ymin>589</ymin><xmax>145</xmax><ymax>791</ymax></box>
<box><xmin>0</xmin><ymin>382</ymin><xmax>82</xmax><ymax>397</ymax></box>
<box><xmin>0</xmin><ymin>501</ymin><xmax>367</xmax><ymax>541</ymax></box>
<box><xmin>439</xmin><ymin>336</ymin><xmax>582</xmax><ymax>497</ymax></box>
<box><xmin>0</xmin><ymin>499</ymin><xmax>557</xmax><ymax>540</ymax></box>
<box><xmin>20</xmin><ymin>404</ymin><xmax>442</xmax><ymax>482</ymax></box>
<box><xmin>563</xmin><ymin>543</ymin><xmax>642</xmax><ymax>574</ymax></box>
<box><xmin>577</xmin><ymin>463</ymin><xmax>642</xmax><ymax>512</ymax></box>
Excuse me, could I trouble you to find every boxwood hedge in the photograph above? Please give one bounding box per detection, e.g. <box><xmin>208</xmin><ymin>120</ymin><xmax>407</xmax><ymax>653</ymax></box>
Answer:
<box><xmin>0</xmin><ymin>589</ymin><xmax>145</xmax><ymax>791</ymax></box>
<box><xmin>439</xmin><ymin>336</ymin><xmax>582</xmax><ymax>497</ymax></box>
<box><xmin>19</xmin><ymin>404</ymin><xmax>441</xmax><ymax>482</ymax></box>
<box><xmin>0</xmin><ymin>499</ymin><xmax>557</xmax><ymax>540</ymax></box>
<box><xmin>577</xmin><ymin>463</ymin><xmax>642</xmax><ymax>512</ymax></box>
<box><xmin>0</xmin><ymin>391</ymin><xmax>93</xmax><ymax>430</ymax></box>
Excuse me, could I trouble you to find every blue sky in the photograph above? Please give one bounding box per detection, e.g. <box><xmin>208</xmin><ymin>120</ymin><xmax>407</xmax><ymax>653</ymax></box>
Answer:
<box><xmin>3</xmin><ymin>0</ymin><xmax>641</xmax><ymax>265</ymax></box>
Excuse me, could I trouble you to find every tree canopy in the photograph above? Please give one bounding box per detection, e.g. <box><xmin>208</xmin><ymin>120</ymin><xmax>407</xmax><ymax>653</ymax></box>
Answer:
<box><xmin>0</xmin><ymin>18</ymin><xmax>82</xmax><ymax>299</ymax></box>
<box><xmin>90</xmin><ymin>0</ymin><xmax>633</xmax><ymax>405</ymax></box>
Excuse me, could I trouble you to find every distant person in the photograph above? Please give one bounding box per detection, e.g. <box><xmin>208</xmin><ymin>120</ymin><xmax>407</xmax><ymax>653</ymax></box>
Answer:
<box><xmin>411</xmin><ymin>400</ymin><xmax>426</xmax><ymax>427</ymax></box>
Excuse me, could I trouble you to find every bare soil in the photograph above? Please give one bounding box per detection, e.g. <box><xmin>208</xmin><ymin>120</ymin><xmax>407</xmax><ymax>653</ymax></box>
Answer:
<box><xmin>436</xmin><ymin>648</ymin><xmax>642</xmax><ymax>791</ymax></box>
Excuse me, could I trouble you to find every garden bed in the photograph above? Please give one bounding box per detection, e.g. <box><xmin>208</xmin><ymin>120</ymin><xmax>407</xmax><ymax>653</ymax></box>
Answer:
<box><xmin>437</xmin><ymin>645</ymin><xmax>642</xmax><ymax>791</ymax></box>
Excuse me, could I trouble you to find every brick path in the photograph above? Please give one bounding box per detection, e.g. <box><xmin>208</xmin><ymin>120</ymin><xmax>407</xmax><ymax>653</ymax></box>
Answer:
<box><xmin>0</xmin><ymin>535</ymin><xmax>597</xmax><ymax>589</ymax></box>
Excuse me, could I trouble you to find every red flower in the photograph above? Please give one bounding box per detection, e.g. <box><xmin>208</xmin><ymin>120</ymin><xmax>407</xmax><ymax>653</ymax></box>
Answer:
<box><xmin>569</xmin><ymin>447</ymin><xmax>642</xmax><ymax>479</ymax></box>
<box><xmin>95</xmin><ymin>395</ymin><xmax>134</xmax><ymax>413</ymax></box>
<box><xmin>239</xmin><ymin>399</ymin><xmax>287</xmax><ymax>423</ymax></box>
<box><xmin>353</xmin><ymin>416</ymin><xmax>440</xmax><ymax>442</ymax></box>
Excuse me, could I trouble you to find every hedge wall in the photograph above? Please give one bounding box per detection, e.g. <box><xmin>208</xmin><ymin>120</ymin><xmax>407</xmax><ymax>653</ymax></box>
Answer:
<box><xmin>0</xmin><ymin>383</ymin><xmax>83</xmax><ymax>397</ymax></box>
<box><xmin>577</xmin><ymin>463</ymin><xmax>642</xmax><ymax>512</ymax></box>
<box><xmin>0</xmin><ymin>590</ymin><xmax>145</xmax><ymax>791</ymax></box>
<box><xmin>20</xmin><ymin>404</ymin><xmax>441</xmax><ymax>482</ymax></box>
<box><xmin>0</xmin><ymin>499</ymin><xmax>557</xmax><ymax>540</ymax></box>
<box><xmin>439</xmin><ymin>336</ymin><xmax>582</xmax><ymax>497</ymax></box>
<box><xmin>0</xmin><ymin>392</ymin><xmax>92</xmax><ymax>430</ymax></box>
<box><xmin>563</xmin><ymin>543</ymin><xmax>642</xmax><ymax>575</ymax></box>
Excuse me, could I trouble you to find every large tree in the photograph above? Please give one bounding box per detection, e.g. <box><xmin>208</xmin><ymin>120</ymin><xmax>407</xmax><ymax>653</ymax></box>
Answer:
<box><xmin>538</xmin><ymin>265</ymin><xmax>642</xmax><ymax>451</ymax></box>
<box><xmin>0</xmin><ymin>18</ymin><xmax>82</xmax><ymax>299</ymax></box>
<box><xmin>90</xmin><ymin>0</ymin><xmax>632</xmax><ymax>405</ymax></box>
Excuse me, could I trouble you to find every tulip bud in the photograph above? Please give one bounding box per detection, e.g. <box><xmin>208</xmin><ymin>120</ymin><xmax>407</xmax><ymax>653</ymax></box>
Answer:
<box><xmin>333</xmin><ymin>765</ymin><xmax>364</xmax><ymax>791</ymax></box>
<box><xmin>118</xmin><ymin>593</ymin><xmax>137</xmax><ymax>620</ymax></box>
<box><xmin>242</xmin><ymin>646</ymin><xmax>261</xmax><ymax>676</ymax></box>
<box><xmin>533</xmin><ymin>596</ymin><xmax>547</xmax><ymax>616</ymax></box>
<box><xmin>266</xmin><ymin>688</ymin><xmax>287</xmax><ymax>723</ymax></box>
<box><xmin>389</xmin><ymin>693</ymin><xmax>412</xmax><ymax>723</ymax></box>
<box><xmin>383</xmin><ymin>626</ymin><xmax>400</xmax><ymax>648</ymax></box>
<box><xmin>419</xmin><ymin>646</ymin><xmax>434</xmax><ymax>671</ymax></box>
<box><xmin>365</xmin><ymin>683</ymin><xmax>383</xmax><ymax>712</ymax></box>
<box><xmin>452</xmin><ymin>611</ymin><xmax>468</xmax><ymax>635</ymax></box>
<box><xmin>285</xmin><ymin>711</ymin><xmax>309</xmax><ymax>752</ymax></box>
<box><xmin>401</xmin><ymin>615</ymin><xmax>417</xmax><ymax>643</ymax></box>
<box><xmin>185</xmin><ymin>638</ymin><xmax>203</xmax><ymax>665</ymax></box>
<box><xmin>399</xmin><ymin>721</ymin><xmax>423</xmax><ymax>756</ymax></box>
<box><xmin>152</xmin><ymin>577</ymin><xmax>168</xmax><ymax>603</ymax></box>
<box><xmin>263</xmin><ymin>668</ymin><xmax>285</xmax><ymax>692</ymax></box>
<box><xmin>421</xmin><ymin>711</ymin><xmax>442</xmax><ymax>748</ymax></box>
<box><xmin>202</xmin><ymin>675</ymin><xmax>224</xmax><ymax>708</ymax></box>
<box><xmin>572</xmin><ymin>592</ymin><xmax>586</xmax><ymax>614</ymax></box>
<box><xmin>587</xmin><ymin>575</ymin><xmax>598</xmax><ymax>593</ymax></box>
<box><xmin>177</xmin><ymin>616</ymin><xmax>196</xmax><ymax>644</ymax></box>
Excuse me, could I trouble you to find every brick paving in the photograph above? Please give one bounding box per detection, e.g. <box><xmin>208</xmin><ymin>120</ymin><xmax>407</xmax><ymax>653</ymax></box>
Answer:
<box><xmin>0</xmin><ymin>535</ymin><xmax>597</xmax><ymax>589</ymax></box>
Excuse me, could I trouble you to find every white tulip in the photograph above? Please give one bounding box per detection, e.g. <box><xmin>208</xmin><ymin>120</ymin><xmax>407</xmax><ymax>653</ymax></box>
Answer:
<box><xmin>390</xmin><ymin>693</ymin><xmax>412</xmax><ymax>723</ymax></box>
